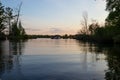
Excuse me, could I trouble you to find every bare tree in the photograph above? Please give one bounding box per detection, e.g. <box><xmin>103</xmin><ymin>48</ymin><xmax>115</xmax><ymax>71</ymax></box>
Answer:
<box><xmin>16</xmin><ymin>2</ymin><xmax>22</xmax><ymax>25</ymax></box>
<box><xmin>80</xmin><ymin>11</ymin><xmax>88</xmax><ymax>35</ymax></box>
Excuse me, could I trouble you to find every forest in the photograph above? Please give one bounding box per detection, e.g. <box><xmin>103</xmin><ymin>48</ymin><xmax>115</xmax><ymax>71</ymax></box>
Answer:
<box><xmin>75</xmin><ymin>0</ymin><xmax>120</xmax><ymax>43</ymax></box>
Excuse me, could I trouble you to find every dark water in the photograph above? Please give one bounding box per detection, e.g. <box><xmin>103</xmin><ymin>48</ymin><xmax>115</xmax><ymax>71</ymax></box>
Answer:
<box><xmin>0</xmin><ymin>39</ymin><xmax>120</xmax><ymax>80</ymax></box>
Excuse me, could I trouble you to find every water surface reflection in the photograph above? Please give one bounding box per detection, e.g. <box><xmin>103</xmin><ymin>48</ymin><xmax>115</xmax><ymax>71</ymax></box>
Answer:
<box><xmin>0</xmin><ymin>40</ymin><xmax>26</xmax><ymax>80</ymax></box>
<box><xmin>0</xmin><ymin>39</ymin><xmax>120</xmax><ymax>80</ymax></box>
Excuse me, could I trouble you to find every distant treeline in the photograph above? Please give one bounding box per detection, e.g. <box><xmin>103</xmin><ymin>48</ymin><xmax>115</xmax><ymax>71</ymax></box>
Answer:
<box><xmin>27</xmin><ymin>34</ymin><xmax>74</xmax><ymax>39</ymax></box>
<box><xmin>75</xmin><ymin>0</ymin><xmax>120</xmax><ymax>44</ymax></box>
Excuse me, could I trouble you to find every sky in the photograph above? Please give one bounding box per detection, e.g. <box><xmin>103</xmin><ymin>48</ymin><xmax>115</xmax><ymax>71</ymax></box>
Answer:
<box><xmin>2</xmin><ymin>0</ymin><xmax>108</xmax><ymax>35</ymax></box>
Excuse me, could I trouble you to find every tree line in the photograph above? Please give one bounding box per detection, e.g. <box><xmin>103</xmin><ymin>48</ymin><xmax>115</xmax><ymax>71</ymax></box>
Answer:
<box><xmin>0</xmin><ymin>1</ymin><xmax>27</xmax><ymax>40</ymax></box>
<box><xmin>75</xmin><ymin>0</ymin><xmax>120</xmax><ymax>44</ymax></box>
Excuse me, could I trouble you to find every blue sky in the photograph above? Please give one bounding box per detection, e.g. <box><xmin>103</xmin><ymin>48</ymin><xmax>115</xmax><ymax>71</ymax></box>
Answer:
<box><xmin>2</xmin><ymin>0</ymin><xmax>108</xmax><ymax>35</ymax></box>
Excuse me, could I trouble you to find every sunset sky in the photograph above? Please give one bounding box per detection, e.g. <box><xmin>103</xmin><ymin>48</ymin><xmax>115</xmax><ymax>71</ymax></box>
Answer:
<box><xmin>2</xmin><ymin>0</ymin><xmax>108</xmax><ymax>35</ymax></box>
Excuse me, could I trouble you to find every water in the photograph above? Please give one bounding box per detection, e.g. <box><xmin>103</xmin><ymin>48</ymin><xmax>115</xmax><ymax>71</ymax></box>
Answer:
<box><xmin>0</xmin><ymin>39</ymin><xmax>120</xmax><ymax>80</ymax></box>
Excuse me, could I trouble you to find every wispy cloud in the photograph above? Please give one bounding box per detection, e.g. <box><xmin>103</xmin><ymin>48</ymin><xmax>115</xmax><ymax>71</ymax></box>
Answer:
<box><xmin>49</xmin><ymin>27</ymin><xmax>63</xmax><ymax>33</ymax></box>
<box><xmin>25</xmin><ymin>28</ymin><xmax>41</xmax><ymax>31</ymax></box>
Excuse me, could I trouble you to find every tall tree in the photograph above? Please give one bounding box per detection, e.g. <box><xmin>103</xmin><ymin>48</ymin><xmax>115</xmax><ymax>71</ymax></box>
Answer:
<box><xmin>5</xmin><ymin>7</ymin><xmax>14</xmax><ymax>35</ymax></box>
<box><xmin>0</xmin><ymin>2</ymin><xmax>5</xmax><ymax>34</ymax></box>
<box><xmin>81</xmin><ymin>12</ymin><xmax>89</xmax><ymax>35</ymax></box>
<box><xmin>106</xmin><ymin>0</ymin><xmax>120</xmax><ymax>26</ymax></box>
<box><xmin>0</xmin><ymin>1</ymin><xmax>6</xmax><ymax>40</ymax></box>
<box><xmin>10</xmin><ymin>2</ymin><xmax>27</xmax><ymax>39</ymax></box>
<box><xmin>16</xmin><ymin>2</ymin><xmax>22</xmax><ymax>25</ymax></box>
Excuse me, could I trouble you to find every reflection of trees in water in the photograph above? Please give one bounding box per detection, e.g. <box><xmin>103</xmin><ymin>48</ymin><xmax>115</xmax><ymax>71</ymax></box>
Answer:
<box><xmin>0</xmin><ymin>40</ymin><xmax>26</xmax><ymax>80</ymax></box>
<box><xmin>76</xmin><ymin>41</ymin><xmax>107</xmax><ymax>74</ymax></box>
<box><xmin>76</xmin><ymin>41</ymin><xmax>107</xmax><ymax>62</ymax></box>
<box><xmin>90</xmin><ymin>44</ymin><xmax>120</xmax><ymax>80</ymax></box>
<box><xmin>87</xmin><ymin>43</ymin><xmax>120</xmax><ymax>80</ymax></box>
<box><xmin>104</xmin><ymin>45</ymin><xmax>120</xmax><ymax>80</ymax></box>
<box><xmin>0</xmin><ymin>41</ymin><xmax>5</xmax><ymax>78</ymax></box>
<box><xmin>77</xmin><ymin>40</ymin><xmax>120</xmax><ymax>80</ymax></box>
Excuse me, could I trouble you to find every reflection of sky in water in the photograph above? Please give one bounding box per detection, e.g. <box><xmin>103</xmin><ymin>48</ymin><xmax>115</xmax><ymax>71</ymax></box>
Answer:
<box><xmin>0</xmin><ymin>39</ymin><xmax>109</xmax><ymax>80</ymax></box>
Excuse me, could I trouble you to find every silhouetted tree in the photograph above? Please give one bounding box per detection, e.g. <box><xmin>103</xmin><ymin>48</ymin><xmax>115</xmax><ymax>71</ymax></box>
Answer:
<box><xmin>88</xmin><ymin>22</ymin><xmax>100</xmax><ymax>35</ymax></box>
<box><xmin>19</xmin><ymin>21</ymin><xmax>26</xmax><ymax>36</ymax></box>
<box><xmin>0</xmin><ymin>2</ymin><xmax>6</xmax><ymax>40</ymax></box>
<box><xmin>7</xmin><ymin>2</ymin><xmax>27</xmax><ymax>40</ymax></box>
<box><xmin>80</xmin><ymin>12</ymin><xmax>89</xmax><ymax>35</ymax></box>
<box><xmin>4</xmin><ymin>7</ymin><xmax>14</xmax><ymax>35</ymax></box>
<box><xmin>106</xmin><ymin>0</ymin><xmax>120</xmax><ymax>26</ymax></box>
<box><xmin>11</xmin><ymin>21</ymin><xmax>20</xmax><ymax>37</ymax></box>
<box><xmin>105</xmin><ymin>0</ymin><xmax>120</xmax><ymax>43</ymax></box>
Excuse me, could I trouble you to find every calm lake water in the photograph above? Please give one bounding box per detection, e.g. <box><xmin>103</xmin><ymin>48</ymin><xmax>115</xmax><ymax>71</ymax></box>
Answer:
<box><xmin>0</xmin><ymin>39</ymin><xmax>120</xmax><ymax>80</ymax></box>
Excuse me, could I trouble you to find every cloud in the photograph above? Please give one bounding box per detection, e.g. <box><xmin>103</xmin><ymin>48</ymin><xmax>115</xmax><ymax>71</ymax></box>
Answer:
<box><xmin>25</xmin><ymin>28</ymin><xmax>41</xmax><ymax>31</ymax></box>
<box><xmin>49</xmin><ymin>28</ymin><xmax>63</xmax><ymax>33</ymax></box>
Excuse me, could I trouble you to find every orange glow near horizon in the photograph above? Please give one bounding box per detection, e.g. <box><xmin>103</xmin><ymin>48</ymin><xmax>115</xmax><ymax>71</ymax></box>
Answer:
<box><xmin>25</xmin><ymin>27</ymin><xmax>79</xmax><ymax>35</ymax></box>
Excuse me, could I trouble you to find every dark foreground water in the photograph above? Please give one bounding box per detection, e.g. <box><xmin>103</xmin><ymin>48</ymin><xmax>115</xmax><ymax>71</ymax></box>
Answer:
<box><xmin>0</xmin><ymin>39</ymin><xmax>120</xmax><ymax>80</ymax></box>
